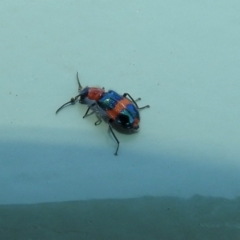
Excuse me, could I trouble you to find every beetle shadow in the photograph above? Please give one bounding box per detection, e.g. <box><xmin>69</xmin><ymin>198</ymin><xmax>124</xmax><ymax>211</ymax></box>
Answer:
<box><xmin>110</xmin><ymin>122</ymin><xmax>138</xmax><ymax>135</ymax></box>
<box><xmin>84</xmin><ymin>109</ymin><xmax>138</xmax><ymax>135</ymax></box>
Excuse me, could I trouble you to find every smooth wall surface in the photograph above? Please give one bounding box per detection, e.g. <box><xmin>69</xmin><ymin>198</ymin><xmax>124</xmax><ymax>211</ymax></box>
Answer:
<box><xmin>1</xmin><ymin>0</ymin><xmax>240</xmax><ymax>205</ymax></box>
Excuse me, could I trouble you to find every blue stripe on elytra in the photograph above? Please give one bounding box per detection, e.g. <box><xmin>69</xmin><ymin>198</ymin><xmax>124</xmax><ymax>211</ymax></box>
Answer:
<box><xmin>125</xmin><ymin>104</ymin><xmax>140</xmax><ymax>119</ymax></box>
<box><xmin>98</xmin><ymin>90</ymin><xmax>123</xmax><ymax>110</ymax></box>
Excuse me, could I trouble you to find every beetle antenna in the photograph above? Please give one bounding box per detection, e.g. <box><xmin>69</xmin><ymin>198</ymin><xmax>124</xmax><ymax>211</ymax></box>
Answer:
<box><xmin>56</xmin><ymin>94</ymin><xmax>81</xmax><ymax>114</ymax></box>
<box><xmin>76</xmin><ymin>72</ymin><xmax>83</xmax><ymax>92</ymax></box>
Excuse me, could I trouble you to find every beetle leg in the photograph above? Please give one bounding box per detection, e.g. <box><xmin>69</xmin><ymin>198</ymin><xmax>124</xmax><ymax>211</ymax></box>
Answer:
<box><xmin>94</xmin><ymin>105</ymin><xmax>103</xmax><ymax>126</ymax></box>
<box><xmin>95</xmin><ymin>118</ymin><xmax>102</xmax><ymax>125</ymax></box>
<box><xmin>134</xmin><ymin>97</ymin><xmax>141</xmax><ymax>102</ymax></box>
<box><xmin>123</xmin><ymin>93</ymin><xmax>150</xmax><ymax>110</ymax></box>
<box><xmin>83</xmin><ymin>103</ymin><xmax>102</xmax><ymax>125</ymax></box>
<box><xmin>108</xmin><ymin>119</ymin><xmax>119</xmax><ymax>156</ymax></box>
<box><xmin>83</xmin><ymin>103</ymin><xmax>96</xmax><ymax>118</ymax></box>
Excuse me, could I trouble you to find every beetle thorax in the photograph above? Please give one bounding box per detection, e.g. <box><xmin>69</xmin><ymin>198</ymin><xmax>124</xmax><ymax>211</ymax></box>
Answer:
<box><xmin>88</xmin><ymin>88</ymin><xmax>105</xmax><ymax>101</ymax></box>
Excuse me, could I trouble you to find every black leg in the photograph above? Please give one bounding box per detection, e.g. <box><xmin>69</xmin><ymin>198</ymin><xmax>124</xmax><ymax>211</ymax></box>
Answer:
<box><xmin>108</xmin><ymin>120</ymin><xmax>119</xmax><ymax>156</ymax></box>
<box><xmin>95</xmin><ymin>118</ymin><xmax>102</xmax><ymax>125</ymax></box>
<box><xmin>83</xmin><ymin>103</ymin><xmax>96</xmax><ymax>118</ymax></box>
<box><xmin>134</xmin><ymin>97</ymin><xmax>141</xmax><ymax>102</ymax></box>
<box><xmin>123</xmin><ymin>93</ymin><xmax>150</xmax><ymax>110</ymax></box>
<box><xmin>83</xmin><ymin>103</ymin><xmax>103</xmax><ymax>126</ymax></box>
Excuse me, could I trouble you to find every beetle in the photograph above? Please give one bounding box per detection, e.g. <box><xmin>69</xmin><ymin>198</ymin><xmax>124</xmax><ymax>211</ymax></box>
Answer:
<box><xmin>56</xmin><ymin>72</ymin><xmax>150</xmax><ymax>155</ymax></box>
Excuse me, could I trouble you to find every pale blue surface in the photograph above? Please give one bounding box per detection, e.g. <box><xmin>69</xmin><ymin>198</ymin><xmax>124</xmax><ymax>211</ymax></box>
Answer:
<box><xmin>1</xmin><ymin>0</ymin><xmax>240</xmax><ymax>204</ymax></box>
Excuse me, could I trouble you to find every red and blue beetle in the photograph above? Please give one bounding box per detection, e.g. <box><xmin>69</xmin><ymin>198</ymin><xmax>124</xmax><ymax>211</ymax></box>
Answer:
<box><xmin>56</xmin><ymin>73</ymin><xmax>150</xmax><ymax>155</ymax></box>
